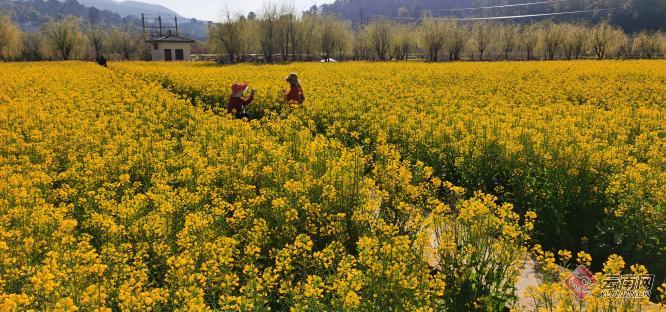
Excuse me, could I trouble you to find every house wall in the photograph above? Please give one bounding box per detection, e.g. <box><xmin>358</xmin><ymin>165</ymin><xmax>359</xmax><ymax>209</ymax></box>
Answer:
<box><xmin>150</xmin><ymin>42</ymin><xmax>192</xmax><ymax>61</ymax></box>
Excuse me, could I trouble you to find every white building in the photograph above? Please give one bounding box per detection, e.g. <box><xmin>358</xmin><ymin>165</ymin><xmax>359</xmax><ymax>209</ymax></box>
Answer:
<box><xmin>146</xmin><ymin>32</ymin><xmax>195</xmax><ymax>61</ymax></box>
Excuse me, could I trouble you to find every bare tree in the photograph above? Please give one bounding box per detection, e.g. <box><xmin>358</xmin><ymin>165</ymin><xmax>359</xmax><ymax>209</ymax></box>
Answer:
<box><xmin>320</xmin><ymin>18</ymin><xmax>335</xmax><ymax>61</ymax></box>
<box><xmin>276</xmin><ymin>13</ymin><xmax>289</xmax><ymax>61</ymax></box>
<box><xmin>572</xmin><ymin>23</ymin><xmax>588</xmax><ymax>59</ymax></box>
<box><xmin>498</xmin><ymin>24</ymin><xmax>518</xmax><ymax>60</ymax></box>
<box><xmin>259</xmin><ymin>4</ymin><xmax>280</xmax><ymax>62</ymax></box>
<box><xmin>43</xmin><ymin>16</ymin><xmax>83</xmax><ymax>60</ymax></box>
<box><xmin>275</xmin><ymin>5</ymin><xmax>299</xmax><ymax>61</ymax></box>
<box><xmin>300</xmin><ymin>13</ymin><xmax>318</xmax><ymax>61</ymax></box>
<box><xmin>209</xmin><ymin>10</ymin><xmax>245</xmax><ymax>63</ymax></box>
<box><xmin>472</xmin><ymin>21</ymin><xmax>492</xmax><ymax>60</ymax></box>
<box><xmin>286</xmin><ymin>8</ymin><xmax>301</xmax><ymax>61</ymax></box>
<box><xmin>391</xmin><ymin>24</ymin><xmax>414</xmax><ymax>60</ymax></box>
<box><xmin>520</xmin><ymin>24</ymin><xmax>540</xmax><ymax>60</ymax></box>
<box><xmin>87</xmin><ymin>8</ymin><xmax>105</xmax><ymax>60</ymax></box>
<box><xmin>21</xmin><ymin>32</ymin><xmax>45</xmax><ymax>61</ymax></box>
<box><xmin>634</xmin><ymin>30</ymin><xmax>660</xmax><ymax>59</ymax></box>
<box><xmin>240</xmin><ymin>17</ymin><xmax>261</xmax><ymax>60</ymax></box>
<box><xmin>319</xmin><ymin>15</ymin><xmax>346</xmax><ymax>61</ymax></box>
<box><xmin>0</xmin><ymin>15</ymin><xmax>21</xmax><ymax>60</ymax></box>
<box><xmin>591</xmin><ymin>21</ymin><xmax>615</xmax><ymax>60</ymax></box>
<box><xmin>614</xmin><ymin>30</ymin><xmax>631</xmax><ymax>59</ymax></box>
<box><xmin>419</xmin><ymin>17</ymin><xmax>444</xmax><ymax>61</ymax></box>
<box><xmin>542</xmin><ymin>22</ymin><xmax>564</xmax><ymax>60</ymax></box>
<box><xmin>336</xmin><ymin>21</ymin><xmax>353</xmax><ymax>60</ymax></box>
<box><xmin>353</xmin><ymin>26</ymin><xmax>372</xmax><ymax>60</ymax></box>
<box><xmin>111</xmin><ymin>24</ymin><xmax>141</xmax><ymax>60</ymax></box>
<box><xmin>561</xmin><ymin>22</ymin><xmax>588</xmax><ymax>60</ymax></box>
<box><xmin>444</xmin><ymin>21</ymin><xmax>466</xmax><ymax>61</ymax></box>
<box><xmin>368</xmin><ymin>17</ymin><xmax>393</xmax><ymax>61</ymax></box>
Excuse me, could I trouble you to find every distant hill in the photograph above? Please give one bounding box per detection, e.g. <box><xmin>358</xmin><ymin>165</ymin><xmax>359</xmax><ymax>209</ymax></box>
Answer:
<box><xmin>1</xmin><ymin>0</ymin><xmax>209</xmax><ymax>40</ymax></box>
<box><xmin>320</xmin><ymin>0</ymin><xmax>666</xmax><ymax>33</ymax></box>
<box><xmin>1</xmin><ymin>0</ymin><xmax>127</xmax><ymax>31</ymax></box>
<box><xmin>77</xmin><ymin>0</ymin><xmax>183</xmax><ymax>19</ymax></box>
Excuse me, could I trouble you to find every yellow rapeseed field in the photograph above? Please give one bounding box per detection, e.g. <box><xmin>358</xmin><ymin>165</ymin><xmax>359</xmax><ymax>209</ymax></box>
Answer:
<box><xmin>1</xmin><ymin>60</ymin><xmax>664</xmax><ymax>311</ymax></box>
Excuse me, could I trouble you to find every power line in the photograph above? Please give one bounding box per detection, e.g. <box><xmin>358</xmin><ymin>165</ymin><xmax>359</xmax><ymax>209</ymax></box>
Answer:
<box><xmin>440</xmin><ymin>7</ymin><xmax>615</xmax><ymax>21</ymax></box>
<box><xmin>427</xmin><ymin>0</ymin><xmax>569</xmax><ymax>12</ymax></box>
<box><xmin>371</xmin><ymin>2</ymin><xmax>659</xmax><ymax>22</ymax></box>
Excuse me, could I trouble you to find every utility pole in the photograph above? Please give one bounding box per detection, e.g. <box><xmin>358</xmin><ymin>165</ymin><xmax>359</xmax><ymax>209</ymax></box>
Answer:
<box><xmin>141</xmin><ymin>13</ymin><xmax>146</xmax><ymax>39</ymax></box>
<box><xmin>360</xmin><ymin>6</ymin><xmax>364</xmax><ymax>27</ymax></box>
<box><xmin>174</xmin><ymin>16</ymin><xmax>178</xmax><ymax>36</ymax></box>
<box><xmin>158</xmin><ymin>15</ymin><xmax>162</xmax><ymax>35</ymax></box>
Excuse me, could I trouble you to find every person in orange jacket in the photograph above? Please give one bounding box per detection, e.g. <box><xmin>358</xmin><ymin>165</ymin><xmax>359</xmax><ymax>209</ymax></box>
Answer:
<box><xmin>283</xmin><ymin>73</ymin><xmax>305</xmax><ymax>105</ymax></box>
<box><xmin>227</xmin><ymin>82</ymin><xmax>255</xmax><ymax>119</ymax></box>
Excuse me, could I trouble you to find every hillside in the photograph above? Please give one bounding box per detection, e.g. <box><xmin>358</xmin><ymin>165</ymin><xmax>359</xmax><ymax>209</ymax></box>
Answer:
<box><xmin>77</xmin><ymin>0</ymin><xmax>182</xmax><ymax>18</ymax></box>
<box><xmin>1</xmin><ymin>0</ymin><xmax>126</xmax><ymax>31</ymax></box>
<box><xmin>0</xmin><ymin>0</ymin><xmax>208</xmax><ymax>39</ymax></box>
<box><xmin>320</xmin><ymin>0</ymin><xmax>666</xmax><ymax>33</ymax></box>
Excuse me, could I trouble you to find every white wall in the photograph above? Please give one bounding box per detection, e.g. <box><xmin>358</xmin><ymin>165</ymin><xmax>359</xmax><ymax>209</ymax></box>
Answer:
<box><xmin>150</xmin><ymin>42</ymin><xmax>192</xmax><ymax>61</ymax></box>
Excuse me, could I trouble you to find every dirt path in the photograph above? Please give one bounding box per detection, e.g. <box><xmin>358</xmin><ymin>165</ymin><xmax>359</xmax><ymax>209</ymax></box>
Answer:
<box><xmin>514</xmin><ymin>255</ymin><xmax>541</xmax><ymax>310</ymax></box>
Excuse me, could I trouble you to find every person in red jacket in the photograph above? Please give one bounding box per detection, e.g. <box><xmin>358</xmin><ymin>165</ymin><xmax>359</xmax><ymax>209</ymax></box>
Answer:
<box><xmin>227</xmin><ymin>82</ymin><xmax>255</xmax><ymax>119</ymax></box>
<box><xmin>283</xmin><ymin>73</ymin><xmax>305</xmax><ymax>105</ymax></box>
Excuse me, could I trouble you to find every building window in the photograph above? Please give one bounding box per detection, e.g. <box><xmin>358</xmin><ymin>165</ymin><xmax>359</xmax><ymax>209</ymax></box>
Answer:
<box><xmin>153</xmin><ymin>43</ymin><xmax>158</xmax><ymax>50</ymax></box>
<box><xmin>175</xmin><ymin>49</ymin><xmax>184</xmax><ymax>61</ymax></box>
<box><xmin>164</xmin><ymin>49</ymin><xmax>172</xmax><ymax>61</ymax></box>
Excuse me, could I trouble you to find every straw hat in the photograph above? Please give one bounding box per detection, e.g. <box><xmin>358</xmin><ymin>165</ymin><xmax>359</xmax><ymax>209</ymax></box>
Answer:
<box><xmin>285</xmin><ymin>73</ymin><xmax>300</xmax><ymax>85</ymax></box>
<box><xmin>231</xmin><ymin>83</ymin><xmax>248</xmax><ymax>97</ymax></box>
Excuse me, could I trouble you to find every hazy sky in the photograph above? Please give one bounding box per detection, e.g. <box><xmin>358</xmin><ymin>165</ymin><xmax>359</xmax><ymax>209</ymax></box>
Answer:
<box><xmin>136</xmin><ymin>0</ymin><xmax>334</xmax><ymax>21</ymax></box>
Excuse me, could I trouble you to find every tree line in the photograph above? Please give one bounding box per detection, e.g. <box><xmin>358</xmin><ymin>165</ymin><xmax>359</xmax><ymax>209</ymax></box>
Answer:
<box><xmin>209</xmin><ymin>8</ymin><xmax>666</xmax><ymax>63</ymax></box>
<box><xmin>2</xmin><ymin>9</ymin><xmax>665</xmax><ymax>62</ymax></box>
<box><xmin>0</xmin><ymin>14</ymin><xmax>147</xmax><ymax>61</ymax></box>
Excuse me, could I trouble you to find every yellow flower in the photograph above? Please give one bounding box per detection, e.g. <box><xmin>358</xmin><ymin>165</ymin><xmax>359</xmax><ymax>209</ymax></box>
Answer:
<box><xmin>2</xmin><ymin>60</ymin><xmax>664</xmax><ymax>311</ymax></box>
<box><xmin>577</xmin><ymin>251</ymin><xmax>593</xmax><ymax>267</ymax></box>
<box><xmin>557</xmin><ymin>250</ymin><xmax>572</xmax><ymax>262</ymax></box>
<box><xmin>525</xmin><ymin>210</ymin><xmax>537</xmax><ymax>220</ymax></box>
<box><xmin>602</xmin><ymin>254</ymin><xmax>625</xmax><ymax>275</ymax></box>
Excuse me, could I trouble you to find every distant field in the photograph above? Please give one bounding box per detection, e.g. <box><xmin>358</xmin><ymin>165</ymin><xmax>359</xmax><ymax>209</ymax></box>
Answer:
<box><xmin>1</xmin><ymin>61</ymin><xmax>664</xmax><ymax>310</ymax></box>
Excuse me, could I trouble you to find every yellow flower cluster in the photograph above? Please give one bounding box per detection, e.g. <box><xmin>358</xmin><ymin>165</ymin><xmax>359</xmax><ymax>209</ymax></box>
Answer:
<box><xmin>527</xmin><ymin>251</ymin><xmax>664</xmax><ymax>311</ymax></box>
<box><xmin>0</xmin><ymin>62</ymin><xmax>487</xmax><ymax>310</ymax></box>
<box><xmin>115</xmin><ymin>60</ymin><xmax>665</xmax><ymax>287</ymax></box>
<box><xmin>1</xmin><ymin>60</ymin><xmax>664</xmax><ymax>310</ymax></box>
